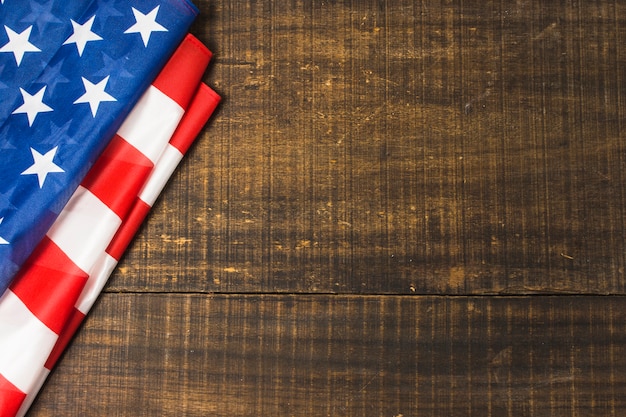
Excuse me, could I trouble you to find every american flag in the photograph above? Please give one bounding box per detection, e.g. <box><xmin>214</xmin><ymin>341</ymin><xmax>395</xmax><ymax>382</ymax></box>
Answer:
<box><xmin>0</xmin><ymin>0</ymin><xmax>198</xmax><ymax>294</ymax></box>
<box><xmin>0</xmin><ymin>1</ymin><xmax>222</xmax><ymax>416</ymax></box>
<box><xmin>0</xmin><ymin>47</ymin><xmax>218</xmax><ymax>414</ymax></box>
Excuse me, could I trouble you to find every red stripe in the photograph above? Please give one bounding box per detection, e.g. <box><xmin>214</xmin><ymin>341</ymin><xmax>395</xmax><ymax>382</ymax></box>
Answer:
<box><xmin>106</xmin><ymin>199</ymin><xmax>151</xmax><ymax>260</ymax></box>
<box><xmin>169</xmin><ymin>84</ymin><xmax>220</xmax><ymax>154</ymax></box>
<box><xmin>80</xmin><ymin>135</ymin><xmax>154</xmax><ymax>220</ymax></box>
<box><xmin>9</xmin><ymin>237</ymin><xmax>89</xmax><ymax>334</ymax></box>
<box><xmin>45</xmin><ymin>308</ymin><xmax>86</xmax><ymax>370</ymax></box>
<box><xmin>152</xmin><ymin>34</ymin><xmax>212</xmax><ymax>110</ymax></box>
<box><xmin>0</xmin><ymin>374</ymin><xmax>26</xmax><ymax>416</ymax></box>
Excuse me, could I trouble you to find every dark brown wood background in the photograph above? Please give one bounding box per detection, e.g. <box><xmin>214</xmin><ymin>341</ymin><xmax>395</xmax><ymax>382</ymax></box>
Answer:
<box><xmin>28</xmin><ymin>0</ymin><xmax>626</xmax><ymax>415</ymax></box>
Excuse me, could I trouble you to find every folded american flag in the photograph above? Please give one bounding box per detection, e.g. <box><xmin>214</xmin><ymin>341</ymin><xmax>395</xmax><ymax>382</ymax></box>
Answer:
<box><xmin>0</xmin><ymin>0</ymin><xmax>198</xmax><ymax>295</ymax></box>
<box><xmin>0</xmin><ymin>1</ymin><xmax>221</xmax><ymax>415</ymax></box>
<box><xmin>0</xmin><ymin>33</ymin><xmax>219</xmax><ymax>416</ymax></box>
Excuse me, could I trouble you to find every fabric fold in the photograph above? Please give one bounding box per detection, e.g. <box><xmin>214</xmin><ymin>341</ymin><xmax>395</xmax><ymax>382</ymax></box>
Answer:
<box><xmin>0</xmin><ymin>32</ymin><xmax>217</xmax><ymax>417</ymax></box>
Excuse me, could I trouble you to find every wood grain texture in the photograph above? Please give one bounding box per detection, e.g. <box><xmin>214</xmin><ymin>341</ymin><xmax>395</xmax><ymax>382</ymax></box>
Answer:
<box><xmin>29</xmin><ymin>294</ymin><xmax>626</xmax><ymax>416</ymax></box>
<box><xmin>104</xmin><ymin>0</ymin><xmax>626</xmax><ymax>295</ymax></box>
<box><xmin>25</xmin><ymin>0</ymin><xmax>626</xmax><ymax>416</ymax></box>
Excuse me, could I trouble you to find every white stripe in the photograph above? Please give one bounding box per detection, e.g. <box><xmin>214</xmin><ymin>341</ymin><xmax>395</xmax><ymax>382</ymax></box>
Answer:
<box><xmin>138</xmin><ymin>144</ymin><xmax>183</xmax><ymax>206</ymax></box>
<box><xmin>116</xmin><ymin>86</ymin><xmax>185</xmax><ymax>164</ymax></box>
<box><xmin>16</xmin><ymin>368</ymin><xmax>50</xmax><ymax>417</ymax></box>
<box><xmin>0</xmin><ymin>290</ymin><xmax>57</xmax><ymax>393</ymax></box>
<box><xmin>46</xmin><ymin>186</ymin><xmax>122</xmax><ymax>274</ymax></box>
<box><xmin>76</xmin><ymin>252</ymin><xmax>118</xmax><ymax>314</ymax></box>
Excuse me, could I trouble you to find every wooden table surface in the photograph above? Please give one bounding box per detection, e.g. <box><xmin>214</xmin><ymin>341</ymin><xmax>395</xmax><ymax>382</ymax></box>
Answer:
<box><xmin>28</xmin><ymin>1</ymin><xmax>626</xmax><ymax>415</ymax></box>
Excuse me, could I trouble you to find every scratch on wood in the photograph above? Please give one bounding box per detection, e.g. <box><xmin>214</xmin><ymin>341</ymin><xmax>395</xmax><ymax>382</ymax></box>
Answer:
<box><xmin>533</xmin><ymin>22</ymin><xmax>558</xmax><ymax>41</ymax></box>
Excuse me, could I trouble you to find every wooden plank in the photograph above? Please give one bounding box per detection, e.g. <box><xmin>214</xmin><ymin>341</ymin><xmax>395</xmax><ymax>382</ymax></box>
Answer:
<box><xmin>28</xmin><ymin>294</ymin><xmax>626</xmax><ymax>416</ymax></box>
<box><xmin>105</xmin><ymin>0</ymin><xmax>626</xmax><ymax>295</ymax></box>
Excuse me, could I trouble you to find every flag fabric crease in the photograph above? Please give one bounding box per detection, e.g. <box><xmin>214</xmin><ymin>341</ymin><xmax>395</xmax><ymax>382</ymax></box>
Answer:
<box><xmin>0</xmin><ymin>0</ymin><xmax>199</xmax><ymax>295</ymax></box>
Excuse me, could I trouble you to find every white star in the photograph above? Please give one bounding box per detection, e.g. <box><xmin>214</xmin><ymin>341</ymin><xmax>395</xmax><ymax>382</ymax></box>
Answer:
<box><xmin>63</xmin><ymin>15</ymin><xmax>103</xmax><ymax>56</ymax></box>
<box><xmin>124</xmin><ymin>6</ymin><xmax>167</xmax><ymax>47</ymax></box>
<box><xmin>12</xmin><ymin>86</ymin><xmax>53</xmax><ymax>126</ymax></box>
<box><xmin>0</xmin><ymin>218</ymin><xmax>8</xmax><ymax>245</ymax></box>
<box><xmin>0</xmin><ymin>25</ymin><xmax>41</xmax><ymax>66</ymax></box>
<box><xmin>21</xmin><ymin>147</ymin><xmax>65</xmax><ymax>188</ymax></box>
<box><xmin>73</xmin><ymin>76</ymin><xmax>117</xmax><ymax>117</ymax></box>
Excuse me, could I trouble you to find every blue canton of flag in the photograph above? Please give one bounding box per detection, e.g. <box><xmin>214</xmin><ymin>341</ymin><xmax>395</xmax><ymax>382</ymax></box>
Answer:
<box><xmin>0</xmin><ymin>0</ymin><xmax>198</xmax><ymax>294</ymax></box>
